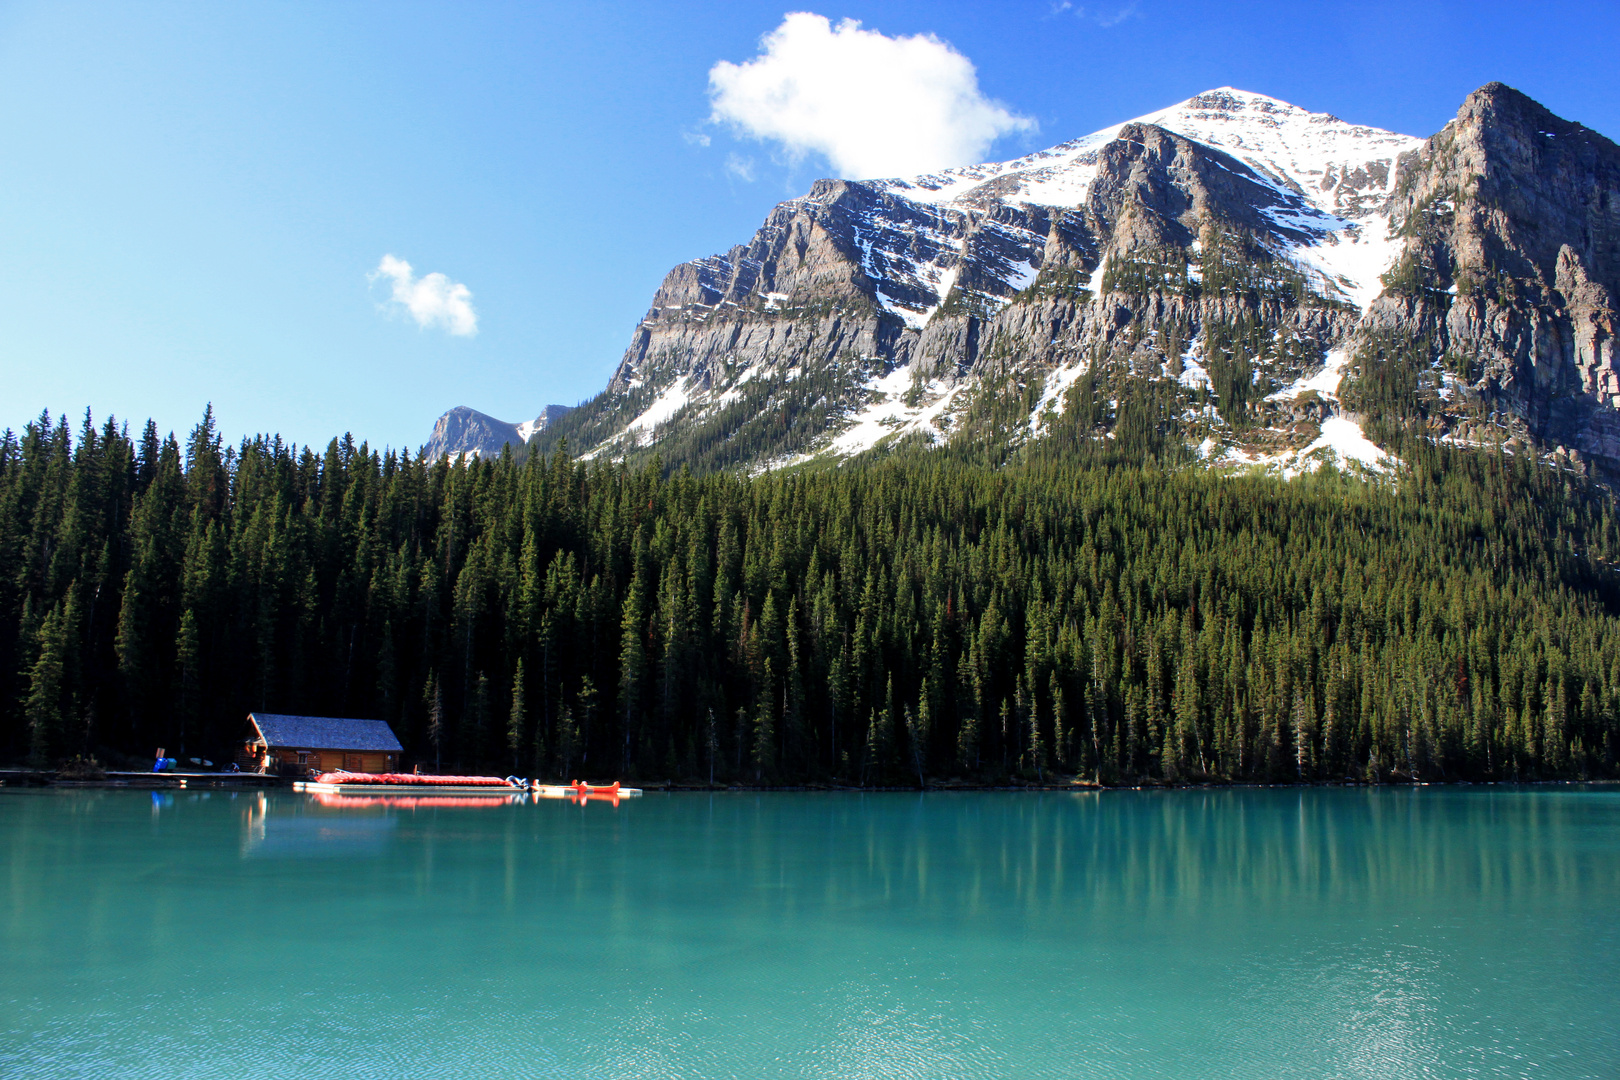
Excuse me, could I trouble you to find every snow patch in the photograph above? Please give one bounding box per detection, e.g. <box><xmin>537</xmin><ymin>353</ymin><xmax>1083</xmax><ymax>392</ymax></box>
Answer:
<box><xmin>624</xmin><ymin>377</ymin><xmax>696</xmax><ymax>442</ymax></box>
<box><xmin>1003</xmin><ymin>258</ymin><xmax>1039</xmax><ymax>293</ymax></box>
<box><xmin>1266</xmin><ymin>348</ymin><xmax>1349</xmax><ymax>401</ymax></box>
<box><xmin>1177</xmin><ymin>347</ymin><xmax>1211</xmax><ymax>390</ymax></box>
<box><xmin>1289</xmin><ymin>219</ymin><xmax>1404</xmax><ymax>309</ymax></box>
<box><xmin>826</xmin><ymin>363</ymin><xmax>962</xmax><ymax>457</ymax></box>
<box><xmin>1209</xmin><ymin>415</ymin><xmax>1394</xmax><ymax>478</ymax></box>
<box><xmin>1028</xmin><ymin>360</ymin><xmax>1092</xmax><ymax>434</ymax></box>
<box><xmin>1296</xmin><ymin>416</ymin><xmax>1393</xmax><ymax>474</ymax></box>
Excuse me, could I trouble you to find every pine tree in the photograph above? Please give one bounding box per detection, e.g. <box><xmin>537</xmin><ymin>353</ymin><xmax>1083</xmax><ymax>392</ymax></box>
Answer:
<box><xmin>468</xmin><ymin>671</ymin><xmax>491</xmax><ymax>770</ymax></box>
<box><xmin>25</xmin><ymin>604</ymin><xmax>65</xmax><ymax>767</ymax></box>
<box><xmin>1171</xmin><ymin>636</ymin><xmax>1199</xmax><ymax>780</ymax></box>
<box><xmin>705</xmin><ymin>707</ymin><xmax>717</xmax><ymax>787</ymax></box>
<box><xmin>508</xmin><ymin>657</ymin><xmax>527</xmax><ymax>771</ymax></box>
<box><xmin>618</xmin><ymin>569</ymin><xmax>647</xmax><ymax>775</ymax></box>
<box><xmin>575</xmin><ymin>676</ymin><xmax>598</xmax><ymax>771</ymax></box>
<box><xmin>424</xmin><ymin>670</ymin><xmax>443</xmax><ymax>772</ymax></box>
<box><xmin>556</xmin><ymin>704</ymin><xmax>579</xmax><ymax>780</ymax></box>
<box><xmin>752</xmin><ymin>657</ymin><xmax>776</xmax><ymax>782</ymax></box>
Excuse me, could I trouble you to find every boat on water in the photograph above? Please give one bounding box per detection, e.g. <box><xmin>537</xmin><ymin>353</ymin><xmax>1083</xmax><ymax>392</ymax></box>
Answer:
<box><xmin>295</xmin><ymin>771</ymin><xmax>642</xmax><ymax>799</ymax></box>
<box><xmin>533</xmin><ymin>781</ymin><xmax>639</xmax><ymax>804</ymax></box>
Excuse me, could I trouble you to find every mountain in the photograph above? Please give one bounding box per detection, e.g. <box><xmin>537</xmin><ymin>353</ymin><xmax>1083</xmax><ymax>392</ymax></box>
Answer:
<box><xmin>423</xmin><ymin>404</ymin><xmax>572</xmax><ymax>461</ymax></box>
<box><xmin>1355</xmin><ymin>83</ymin><xmax>1620</xmax><ymax>468</ymax></box>
<box><xmin>530</xmin><ymin>85</ymin><xmax>1620</xmax><ymax>479</ymax></box>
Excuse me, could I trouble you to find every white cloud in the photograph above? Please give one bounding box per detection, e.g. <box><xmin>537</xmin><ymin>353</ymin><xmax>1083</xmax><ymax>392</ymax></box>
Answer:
<box><xmin>1051</xmin><ymin>2</ymin><xmax>1141</xmax><ymax>27</ymax></box>
<box><xmin>708</xmin><ymin>12</ymin><xmax>1035</xmax><ymax>180</ymax></box>
<box><xmin>369</xmin><ymin>255</ymin><xmax>478</xmax><ymax>336</ymax></box>
<box><xmin>682</xmin><ymin>130</ymin><xmax>712</xmax><ymax>147</ymax></box>
<box><xmin>724</xmin><ymin>153</ymin><xmax>757</xmax><ymax>182</ymax></box>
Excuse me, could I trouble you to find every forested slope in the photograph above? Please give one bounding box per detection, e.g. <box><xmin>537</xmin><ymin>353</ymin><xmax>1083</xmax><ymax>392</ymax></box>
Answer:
<box><xmin>4</xmin><ymin>406</ymin><xmax>1619</xmax><ymax>784</ymax></box>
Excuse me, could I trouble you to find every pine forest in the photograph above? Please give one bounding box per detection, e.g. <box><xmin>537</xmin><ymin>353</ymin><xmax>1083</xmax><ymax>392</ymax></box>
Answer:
<box><xmin>4</xmin><ymin>405</ymin><xmax>1620</xmax><ymax>785</ymax></box>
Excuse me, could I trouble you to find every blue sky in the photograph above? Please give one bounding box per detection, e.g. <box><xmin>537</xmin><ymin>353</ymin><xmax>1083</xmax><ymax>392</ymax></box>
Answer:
<box><xmin>3</xmin><ymin>1</ymin><xmax>1617</xmax><ymax>451</ymax></box>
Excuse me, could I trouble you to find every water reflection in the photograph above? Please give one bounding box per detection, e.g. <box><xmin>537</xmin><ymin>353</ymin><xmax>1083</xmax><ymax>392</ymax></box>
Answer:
<box><xmin>240</xmin><ymin>794</ymin><xmax>398</xmax><ymax>858</ymax></box>
<box><xmin>0</xmin><ymin>786</ymin><xmax>1614</xmax><ymax>1079</ymax></box>
<box><xmin>503</xmin><ymin>787</ymin><xmax>1620</xmax><ymax>929</ymax></box>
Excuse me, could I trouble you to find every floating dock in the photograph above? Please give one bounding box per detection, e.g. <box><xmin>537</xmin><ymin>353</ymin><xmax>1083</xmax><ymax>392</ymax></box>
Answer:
<box><xmin>293</xmin><ymin>773</ymin><xmax>643</xmax><ymax>800</ymax></box>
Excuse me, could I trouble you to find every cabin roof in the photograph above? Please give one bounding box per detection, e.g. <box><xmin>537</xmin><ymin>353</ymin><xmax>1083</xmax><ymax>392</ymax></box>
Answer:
<box><xmin>248</xmin><ymin>713</ymin><xmax>403</xmax><ymax>753</ymax></box>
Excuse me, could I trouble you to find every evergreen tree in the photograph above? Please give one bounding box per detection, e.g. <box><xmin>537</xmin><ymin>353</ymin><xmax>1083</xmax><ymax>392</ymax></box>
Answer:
<box><xmin>25</xmin><ymin>603</ymin><xmax>65</xmax><ymax>766</ymax></box>
<box><xmin>424</xmin><ymin>670</ymin><xmax>443</xmax><ymax>772</ymax></box>
<box><xmin>508</xmin><ymin>657</ymin><xmax>527</xmax><ymax>771</ymax></box>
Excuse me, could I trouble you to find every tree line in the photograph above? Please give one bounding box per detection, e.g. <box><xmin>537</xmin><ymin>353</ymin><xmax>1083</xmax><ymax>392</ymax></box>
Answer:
<box><xmin>3</xmin><ymin>405</ymin><xmax>1619</xmax><ymax>784</ymax></box>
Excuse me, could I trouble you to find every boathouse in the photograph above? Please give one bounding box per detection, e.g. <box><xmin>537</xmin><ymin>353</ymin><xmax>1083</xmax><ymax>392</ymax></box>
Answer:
<box><xmin>241</xmin><ymin>713</ymin><xmax>403</xmax><ymax>775</ymax></box>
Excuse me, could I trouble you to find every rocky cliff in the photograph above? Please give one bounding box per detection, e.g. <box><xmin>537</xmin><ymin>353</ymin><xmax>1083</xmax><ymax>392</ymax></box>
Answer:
<box><xmin>530</xmin><ymin>85</ymin><xmax>1620</xmax><ymax>479</ymax></box>
<box><xmin>1347</xmin><ymin>83</ymin><xmax>1620</xmax><ymax>469</ymax></box>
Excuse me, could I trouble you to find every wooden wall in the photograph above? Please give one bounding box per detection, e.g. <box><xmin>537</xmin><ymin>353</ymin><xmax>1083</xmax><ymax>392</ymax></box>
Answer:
<box><xmin>271</xmin><ymin>748</ymin><xmax>397</xmax><ymax>774</ymax></box>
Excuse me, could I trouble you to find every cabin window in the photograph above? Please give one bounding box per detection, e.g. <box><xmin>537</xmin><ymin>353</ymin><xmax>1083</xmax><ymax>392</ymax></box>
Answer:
<box><xmin>345</xmin><ymin>754</ymin><xmax>363</xmax><ymax>771</ymax></box>
<box><xmin>297</xmin><ymin>752</ymin><xmax>309</xmax><ymax>766</ymax></box>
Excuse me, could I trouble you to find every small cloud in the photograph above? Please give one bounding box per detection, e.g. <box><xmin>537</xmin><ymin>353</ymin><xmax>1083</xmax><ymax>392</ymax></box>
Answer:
<box><xmin>708</xmin><ymin>12</ymin><xmax>1035</xmax><ymax>180</ymax></box>
<box><xmin>369</xmin><ymin>255</ymin><xmax>477</xmax><ymax>337</ymax></box>
<box><xmin>1097</xmin><ymin>4</ymin><xmax>1139</xmax><ymax>27</ymax></box>
<box><xmin>724</xmin><ymin>153</ymin><xmax>757</xmax><ymax>182</ymax></box>
<box><xmin>1051</xmin><ymin>2</ymin><xmax>1140</xmax><ymax>26</ymax></box>
<box><xmin>682</xmin><ymin>130</ymin><xmax>712</xmax><ymax>147</ymax></box>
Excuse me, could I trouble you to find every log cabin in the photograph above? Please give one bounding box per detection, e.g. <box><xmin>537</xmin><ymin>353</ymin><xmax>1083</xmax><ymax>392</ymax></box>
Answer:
<box><xmin>240</xmin><ymin>713</ymin><xmax>403</xmax><ymax>776</ymax></box>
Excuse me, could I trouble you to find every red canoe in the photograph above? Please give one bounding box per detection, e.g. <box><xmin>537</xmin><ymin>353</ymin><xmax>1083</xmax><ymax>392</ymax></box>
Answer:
<box><xmin>570</xmin><ymin>780</ymin><xmax>621</xmax><ymax>796</ymax></box>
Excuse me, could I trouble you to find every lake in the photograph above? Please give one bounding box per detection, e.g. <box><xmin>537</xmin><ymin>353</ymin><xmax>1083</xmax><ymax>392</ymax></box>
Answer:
<box><xmin>2</xmin><ymin>786</ymin><xmax>1616</xmax><ymax>1078</ymax></box>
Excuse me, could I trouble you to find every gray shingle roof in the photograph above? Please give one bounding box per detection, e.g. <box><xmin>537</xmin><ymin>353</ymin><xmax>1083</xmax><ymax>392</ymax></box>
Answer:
<box><xmin>249</xmin><ymin>713</ymin><xmax>403</xmax><ymax>753</ymax></box>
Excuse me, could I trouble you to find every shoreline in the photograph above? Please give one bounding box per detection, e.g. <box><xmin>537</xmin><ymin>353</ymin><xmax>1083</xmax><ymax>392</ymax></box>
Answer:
<box><xmin>5</xmin><ymin>770</ymin><xmax>1616</xmax><ymax>793</ymax></box>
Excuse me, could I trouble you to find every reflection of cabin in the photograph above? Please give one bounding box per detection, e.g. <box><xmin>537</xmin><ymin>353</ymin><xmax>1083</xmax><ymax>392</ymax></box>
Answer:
<box><xmin>240</xmin><ymin>713</ymin><xmax>402</xmax><ymax>775</ymax></box>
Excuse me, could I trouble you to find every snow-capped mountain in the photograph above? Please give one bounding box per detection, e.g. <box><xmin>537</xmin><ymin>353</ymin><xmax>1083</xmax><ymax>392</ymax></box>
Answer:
<box><xmin>524</xmin><ymin>85</ymin><xmax>1620</xmax><ymax>479</ymax></box>
<box><xmin>868</xmin><ymin>88</ymin><xmax>1417</xmax><ymax>313</ymax></box>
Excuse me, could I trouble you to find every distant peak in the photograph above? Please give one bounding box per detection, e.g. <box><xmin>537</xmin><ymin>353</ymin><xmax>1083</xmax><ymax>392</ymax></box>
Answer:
<box><xmin>1456</xmin><ymin>82</ymin><xmax>1606</xmax><ymax>145</ymax></box>
<box><xmin>1163</xmin><ymin>87</ymin><xmax>1337</xmax><ymax>123</ymax></box>
<box><xmin>1189</xmin><ymin>87</ymin><xmax>1284</xmax><ymax>103</ymax></box>
<box><xmin>1463</xmin><ymin>81</ymin><xmax>1558</xmax><ymax>121</ymax></box>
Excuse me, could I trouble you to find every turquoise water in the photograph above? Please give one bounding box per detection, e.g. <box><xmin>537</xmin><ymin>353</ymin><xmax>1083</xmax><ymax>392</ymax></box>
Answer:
<box><xmin>2</xmin><ymin>787</ymin><xmax>1616</xmax><ymax>1079</ymax></box>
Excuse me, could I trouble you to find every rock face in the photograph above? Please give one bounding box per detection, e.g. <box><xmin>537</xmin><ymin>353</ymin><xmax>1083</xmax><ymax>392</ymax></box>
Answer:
<box><xmin>1352</xmin><ymin>83</ymin><xmax>1620</xmax><ymax>465</ymax></box>
<box><xmin>532</xmin><ymin>85</ymin><xmax>1620</xmax><ymax>478</ymax></box>
<box><xmin>423</xmin><ymin>404</ymin><xmax>572</xmax><ymax>461</ymax></box>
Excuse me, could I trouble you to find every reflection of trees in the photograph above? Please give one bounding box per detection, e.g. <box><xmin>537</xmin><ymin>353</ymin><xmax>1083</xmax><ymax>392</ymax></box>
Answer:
<box><xmin>449</xmin><ymin>789</ymin><xmax>1617</xmax><ymax>931</ymax></box>
<box><xmin>6</xmin><ymin>789</ymin><xmax>1614</xmax><ymax>961</ymax></box>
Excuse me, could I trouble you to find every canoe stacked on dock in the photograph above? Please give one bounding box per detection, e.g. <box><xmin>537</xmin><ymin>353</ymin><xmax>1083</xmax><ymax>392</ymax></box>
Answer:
<box><xmin>294</xmin><ymin>772</ymin><xmax>642</xmax><ymax>798</ymax></box>
<box><xmin>297</xmin><ymin>771</ymin><xmax>520</xmax><ymax>794</ymax></box>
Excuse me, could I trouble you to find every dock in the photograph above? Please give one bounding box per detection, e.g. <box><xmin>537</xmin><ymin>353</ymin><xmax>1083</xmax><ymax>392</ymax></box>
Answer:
<box><xmin>295</xmin><ymin>780</ymin><xmax>519</xmax><ymax>795</ymax></box>
<box><xmin>0</xmin><ymin>769</ymin><xmax>286</xmax><ymax>789</ymax></box>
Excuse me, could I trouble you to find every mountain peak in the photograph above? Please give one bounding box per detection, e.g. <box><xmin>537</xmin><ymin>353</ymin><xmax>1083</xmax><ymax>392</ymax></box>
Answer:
<box><xmin>869</xmin><ymin>88</ymin><xmax>1419</xmax><ymax>226</ymax></box>
<box><xmin>423</xmin><ymin>404</ymin><xmax>573</xmax><ymax>461</ymax></box>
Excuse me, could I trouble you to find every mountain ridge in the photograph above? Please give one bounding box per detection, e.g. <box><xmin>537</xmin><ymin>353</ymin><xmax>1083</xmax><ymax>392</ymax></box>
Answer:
<box><xmin>490</xmin><ymin>84</ymin><xmax>1620</xmax><ymax>480</ymax></box>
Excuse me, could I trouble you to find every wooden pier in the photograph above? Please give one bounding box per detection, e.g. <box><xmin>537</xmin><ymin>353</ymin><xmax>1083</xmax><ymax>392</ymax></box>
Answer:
<box><xmin>0</xmin><ymin>769</ymin><xmax>286</xmax><ymax>789</ymax></box>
